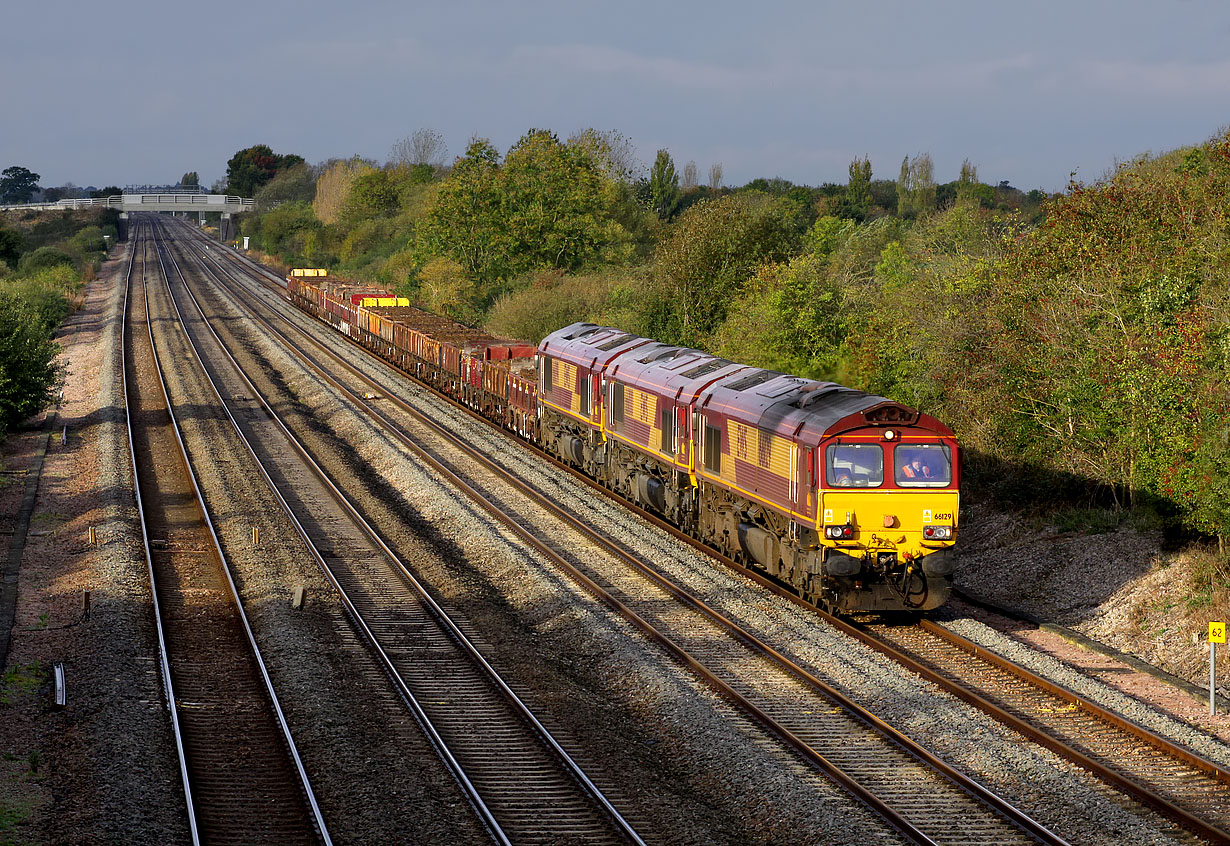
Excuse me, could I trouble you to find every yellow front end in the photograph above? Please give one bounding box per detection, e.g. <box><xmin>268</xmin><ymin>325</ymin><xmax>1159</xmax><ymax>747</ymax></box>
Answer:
<box><xmin>818</xmin><ymin>488</ymin><xmax>959</xmax><ymax>612</ymax></box>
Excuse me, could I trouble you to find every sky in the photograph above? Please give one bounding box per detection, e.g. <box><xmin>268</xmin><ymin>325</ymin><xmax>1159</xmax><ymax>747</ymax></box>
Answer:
<box><xmin>3</xmin><ymin>0</ymin><xmax>1229</xmax><ymax>194</ymax></box>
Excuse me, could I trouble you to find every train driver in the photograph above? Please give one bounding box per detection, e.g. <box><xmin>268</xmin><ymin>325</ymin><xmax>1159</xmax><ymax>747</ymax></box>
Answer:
<box><xmin>900</xmin><ymin>454</ymin><xmax>932</xmax><ymax>480</ymax></box>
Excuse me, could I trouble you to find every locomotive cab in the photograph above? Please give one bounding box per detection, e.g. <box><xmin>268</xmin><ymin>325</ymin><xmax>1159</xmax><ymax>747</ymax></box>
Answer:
<box><xmin>815</xmin><ymin>403</ymin><xmax>958</xmax><ymax>612</ymax></box>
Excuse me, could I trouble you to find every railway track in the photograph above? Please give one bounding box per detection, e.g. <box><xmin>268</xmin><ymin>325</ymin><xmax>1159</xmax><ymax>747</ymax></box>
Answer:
<box><xmin>169</xmin><ymin>221</ymin><xmax>1073</xmax><ymax>844</ymax></box>
<box><xmin>148</xmin><ymin>219</ymin><xmax>642</xmax><ymax>846</ymax></box>
<box><xmin>846</xmin><ymin>617</ymin><xmax>1230</xmax><ymax>845</ymax></box>
<box><xmin>122</xmin><ymin>222</ymin><xmax>330</xmax><ymax>845</ymax></box>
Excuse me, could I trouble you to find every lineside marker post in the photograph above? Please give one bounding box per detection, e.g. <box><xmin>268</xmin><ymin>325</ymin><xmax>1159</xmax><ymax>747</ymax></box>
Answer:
<box><xmin>1210</xmin><ymin>622</ymin><xmax>1225</xmax><ymax>716</ymax></box>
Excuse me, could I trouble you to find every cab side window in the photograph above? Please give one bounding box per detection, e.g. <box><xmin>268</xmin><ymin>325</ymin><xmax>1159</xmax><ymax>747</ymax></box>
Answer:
<box><xmin>660</xmin><ymin>406</ymin><xmax>674</xmax><ymax>455</ymax></box>
<box><xmin>704</xmin><ymin>422</ymin><xmax>722</xmax><ymax>473</ymax></box>
<box><xmin>611</xmin><ymin>382</ymin><xmax>625</xmax><ymax>432</ymax></box>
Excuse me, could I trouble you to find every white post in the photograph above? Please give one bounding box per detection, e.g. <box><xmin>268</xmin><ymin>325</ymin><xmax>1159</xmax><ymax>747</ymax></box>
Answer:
<box><xmin>1211</xmin><ymin>622</ymin><xmax>1226</xmax><ymax>716</ymax></box>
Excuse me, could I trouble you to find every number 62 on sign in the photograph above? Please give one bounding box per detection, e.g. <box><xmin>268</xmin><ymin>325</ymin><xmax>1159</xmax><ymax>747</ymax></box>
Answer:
<box><xmin>1210</xmin><ymin>622</ymin><xmax>1226</xmax><ymax>644</ymax></box>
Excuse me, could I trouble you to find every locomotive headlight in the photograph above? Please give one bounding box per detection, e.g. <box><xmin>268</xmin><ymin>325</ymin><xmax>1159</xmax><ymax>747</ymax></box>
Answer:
<box><xmin>825</xmin><ymin>525</ymin><xmax>855</xmax><ymax>540</ymax></box>
<box><xmin>922</xmin><ymin>525</ymin><xmax>953</xmax><ymax>540</ymax></box>
<box><xmin>883</xmin><ymin>429</ymin><xmax>897</xmax><ymax>441</ymax></box>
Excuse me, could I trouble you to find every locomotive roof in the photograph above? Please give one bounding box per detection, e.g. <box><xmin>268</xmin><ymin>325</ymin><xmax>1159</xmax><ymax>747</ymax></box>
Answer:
<box><xmin>698</xmin><ymin>367</ymin><xmax>912</xmax><ymax>445</ymax></box>
<box><xmin>606</xmin><ymin>342</ymin><xmax>748</xmax><ymax>404</ymax></box>
<box><xmin>539</xmin><ymin>322</ymin><xmax>651</xmax><ymax>370</ymax></box>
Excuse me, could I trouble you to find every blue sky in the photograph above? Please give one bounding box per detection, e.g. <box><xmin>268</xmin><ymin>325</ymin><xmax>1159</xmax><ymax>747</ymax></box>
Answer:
<box><xmin>3</xmin><ymin>0</ymin><xmax>1228</xmax><ymax>192</ymax></box>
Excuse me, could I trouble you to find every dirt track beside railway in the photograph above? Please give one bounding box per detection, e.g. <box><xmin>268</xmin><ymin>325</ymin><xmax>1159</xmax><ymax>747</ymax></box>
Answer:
<box><xmin>0</xmin><ymin>248</ymin><xmax>187</xmax><ymax>845</ymax></box>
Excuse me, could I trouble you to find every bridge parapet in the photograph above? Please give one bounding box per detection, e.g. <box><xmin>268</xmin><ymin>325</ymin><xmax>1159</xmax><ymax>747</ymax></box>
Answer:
<box><xmin>0</xmin><ymin>194</ymin><xmax>256</xmax><ymax>213</ymax></box>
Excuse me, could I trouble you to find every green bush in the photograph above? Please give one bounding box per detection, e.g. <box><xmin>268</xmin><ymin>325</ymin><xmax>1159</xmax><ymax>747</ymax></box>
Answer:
<box><xmin>485</xmin><ymin>269</ymin><xmax>631</xmax><ymax>343</ymax></box>
<box><xmin>0</xmin><ymin>289</ymin><xmax>62</xmax><ymax>432</ymax></box>
<box><xmin>4</xmin><ymin>265</ymin><xmax>79</xmax><ymax>331</ymax></box>
<box><xmin>67</xmin><ymin>225</ymin><xmax>106</xmax><ymax>257</ymax></box>
<box><xmin>18</xmin><ymin>246</ymin><xmax>75</xmax><ymax>274</ymax></box>
<box><xmin>646</xmin><ymin>191</ymin><xmax>807</xmax><ymax>348</ymax></box>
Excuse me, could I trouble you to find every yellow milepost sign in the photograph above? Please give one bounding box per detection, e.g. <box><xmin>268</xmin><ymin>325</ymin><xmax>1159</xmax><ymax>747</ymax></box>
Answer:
<box><xmin>1210</xmin><ymin>622</ymin><xmax>1226</xmax><ymax>644</ymax></box>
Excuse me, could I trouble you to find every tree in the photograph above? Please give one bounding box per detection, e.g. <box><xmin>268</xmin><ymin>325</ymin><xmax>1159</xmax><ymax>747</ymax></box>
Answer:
<box><xmin>649</xmin><ymin>150</ymin><xmax>679</xmax><ymax>219</ymax></box>
<box><xmin>180</xmin><ymin>171</ymin><xmax>199</xmax><ymax>188</ymax></box>
<box><xmin>0</xmin><ymin>289</ymin><xmax>62</xmax><ymax>432</ymax></box>
<box><xmin>258</xmin><ymin>202</ymin><xmax>320</xmax><ymax>257</ymax></box>
<box><xmin>955</xmin><ymin>159</ymin><xmax>979</xmax><ymax>206</ymax></box>
<box><xmin>0</xmin><ymin>167</ymin><xmax>41</xmax><ymax>204</ymax></box>
<box><xmin>389</xmin><ymin>129</ymin><xmax>448</xmax><ymax>169</ymax></box>
<box><xmin>710</xmin><ymin>252</ymin><xmax>846</xmax><ymax>379</ymax></box>
<box><xmin>342</xmin><ymin>169</ymin><xmax>401</xmax><ymax>222</ymax></box>
<box><xmin>649</xmin><ymin>191</ymin><xmax>805</xmax><ymax>346</ymax></box>
<box><xmin>225</xmin><ymin>145</ymin><xmax>305</xmax><ymax>197</ymax></box>
<box><xmin>0</xmin><ymin>227</ymin><xmax>22</xmax><ymax>266</ymax></box>
<box><xmin>708</xmin><ymin>162</ymin><xmax>723</xmax><ymax>191</ymax></box>
<box><xmin>418</xmin><ymin>137</ymin><xmax>504</xmax><ymax>284</ymax></box>
<box><xmin>896</xmin><ymin>153</ymin><xmax>937</xmax><ymax>217</ymax></box>
<box><xmin>896</xmin><ymin>156</ymin><xmax>912</xmax><ymax>217</ymax></box>
<box><xmin>254</xmin><ymin>163</ymin><xmax>316</xmax><ymax>208</ymax></box>
<box><xmin>682</xmin><ymin>160</ymin><xmax>698</xmax><ymax>190</ymax></box>
<box><xmin>313</xmin><ymin>157</ymin><xmax>373</xmax><ymax>225</ymax></box>
<box><xmin>417</xmin><ymin>257</ymin><xmax>475</xmax><ymax>322</ymax></box>
<box><xmin>909</xmin><ymin>153</ymin><xmax>936</xmax><ymax>216</ymax></box>
<box><xmin>842</xmin><ymin>156</ymin><xmax>871</xmax><ymax>220</ymax></box>
<box><xmin>90</xmin><ymin>186</ymin><xmax>122</xmax><ymax>199</ymax></box>
<box><xmin>420</xmin><ymin>130</ymin><xmax>620</xmax><ymax>290</ymax></box>
<box><xmin>500</xmin><ymin>129</ymin><xmax>611</xmax><ymax>272</ymax></box>
<box><xmin>568</xmin><ymin>129</ymin><xmax>639</xmax><ymax>183</ymax></box>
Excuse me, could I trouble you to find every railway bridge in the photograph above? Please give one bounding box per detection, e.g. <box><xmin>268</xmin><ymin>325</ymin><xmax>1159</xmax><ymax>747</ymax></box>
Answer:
<box><xmin>0</xmin><ymin>192</ymin><xmax>255</xmax><ymax>239</ymax></box>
